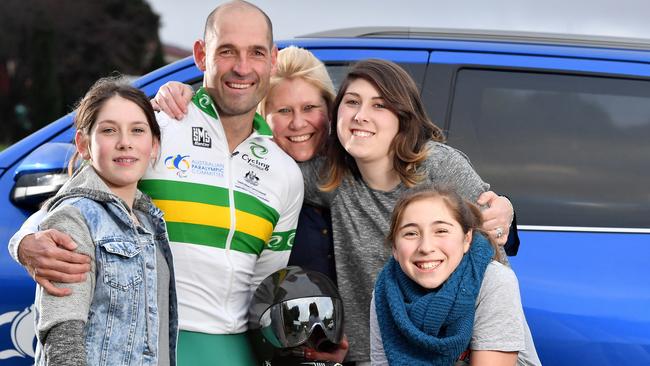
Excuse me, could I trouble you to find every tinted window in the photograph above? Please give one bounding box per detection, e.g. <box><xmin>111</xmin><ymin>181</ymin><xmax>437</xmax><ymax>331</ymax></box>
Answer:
<box><xmin>446</xmin><ymin>69</ymin><xmax>650</xmax><ymax>228</ymax></box>
<box><xmin>324</xmin><ymin>63</ymin><xmax>427</xmax><ymax>92</ymax></box>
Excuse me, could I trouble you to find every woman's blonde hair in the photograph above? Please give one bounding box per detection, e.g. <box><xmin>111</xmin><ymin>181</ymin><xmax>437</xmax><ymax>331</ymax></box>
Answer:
<box><xmin>258</xmin><ymin>46</ymin><xmax>336</xmax><ymax>118</ymax></box>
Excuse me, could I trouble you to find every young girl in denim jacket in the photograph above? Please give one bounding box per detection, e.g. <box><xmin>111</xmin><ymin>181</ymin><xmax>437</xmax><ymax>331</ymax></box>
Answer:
<box><xmin>34</xmin><ymin>77</ymin><xmax>177</xmax><ymax>366</ymax></box>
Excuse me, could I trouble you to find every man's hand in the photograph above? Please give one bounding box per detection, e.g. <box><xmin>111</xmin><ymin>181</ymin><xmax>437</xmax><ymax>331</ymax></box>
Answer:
<box><xmin>18</xmin><ymin>229</ymin><xmax>91</xmax><ymax>297</ymax></box>
<box><xmin>477</xmin><ymin>191</ymin><xmax>514</xmax><ymax>246</ymax></box>
<box><xmin>303</xmin><ymin>335</ymin><xmax>349</xmax><ymax>363</ymax></box>
<box><xmin>150</xmin><ymin>81</ymin><xmax>194</xmax><ymax>120</ymax></box>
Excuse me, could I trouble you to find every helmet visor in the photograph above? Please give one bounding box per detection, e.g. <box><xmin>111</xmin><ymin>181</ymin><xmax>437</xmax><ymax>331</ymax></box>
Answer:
<box><xmin>259</xmin><ymin>296</ymin><xmax>343</xmax><ymax>349</ymax></box>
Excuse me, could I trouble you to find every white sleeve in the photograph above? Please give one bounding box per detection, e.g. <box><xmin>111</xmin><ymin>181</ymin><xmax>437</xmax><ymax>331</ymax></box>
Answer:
<box><xmin>369</xmin><ymin>295</ymin><xmax>389</xmax><ymax>365</ymax></box>
<box><xmin>250</xmin><ymin>163</ymin><xmax>304</xmax><ymax>290</ymax></box>
<box><xmin>7</xmin><ymin>208</ymin><xmax>47</xmax><ymax>263</ymax></box>
<box><xmin>470</xmin><ymin>262</ymin><xmax>526</xmax><ymax>352</ymax></box>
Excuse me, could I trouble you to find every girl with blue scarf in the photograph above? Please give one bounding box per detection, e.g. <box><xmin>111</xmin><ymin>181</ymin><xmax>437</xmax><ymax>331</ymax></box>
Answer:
<box><xmin>371</xmin><ymin>186</ymin><xmax>540</xmax><ymax>366</ymax></box>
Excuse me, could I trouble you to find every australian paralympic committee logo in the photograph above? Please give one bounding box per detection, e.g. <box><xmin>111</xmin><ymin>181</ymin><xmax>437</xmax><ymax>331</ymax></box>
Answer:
<box><xmin>165</xmin><ymin>154</ymin><xmax>191</xmax><ymax>178</ymax></box>
<box><xmin>0</xmin><ymin>305</ymin><xmax>36</xmax><ymax>361</ymax></box>
<box><xmin>165</xmin><ymin>153</ymin><xmax>225</xmax><ymax>178</ymax></box>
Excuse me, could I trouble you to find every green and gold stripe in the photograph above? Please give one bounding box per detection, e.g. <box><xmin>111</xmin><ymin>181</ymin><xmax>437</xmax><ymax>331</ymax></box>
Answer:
<box><xmin>139</xmin><ymin>179</ymin><xmax>282</xmax><ymax>254</ymax></box>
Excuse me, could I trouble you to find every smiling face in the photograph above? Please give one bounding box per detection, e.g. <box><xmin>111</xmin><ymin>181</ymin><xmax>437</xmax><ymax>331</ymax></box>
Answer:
<box><xmin>336</xmin><ymin>78</ymin><xmax>399</xmax><ymax>167</ymax></box>
<box><xmin>194</xmin><ymin>5</ymin><xmax>277</xmax><ymax>117</ymax></box>
<box><xmin>265</xmin><ymin>78</ymin><xmax>329</xmax><ymax>161</ymax></box>
<box><xmin>392</xmin><ymin>196</ymin><xmax>473</xmax><ymax>289</ymax></box>
<box><xmin>76</xmin><ymin>96</ymin><xmax>158</xmax><ymax>203</ymax></box>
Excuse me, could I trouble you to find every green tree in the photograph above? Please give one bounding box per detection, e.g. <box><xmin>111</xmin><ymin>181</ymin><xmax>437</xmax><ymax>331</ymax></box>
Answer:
<box><xmin>0</xmin><ymin>0</ymin><xmax>166</xmax><ymax>145</ymax></box>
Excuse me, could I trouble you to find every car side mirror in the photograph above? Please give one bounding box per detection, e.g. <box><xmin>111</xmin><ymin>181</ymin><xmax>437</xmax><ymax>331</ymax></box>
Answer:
<box><xmin>11</xmin><ymin>143</ymin><xmax>76</xmax><ymax>209</ymax></box>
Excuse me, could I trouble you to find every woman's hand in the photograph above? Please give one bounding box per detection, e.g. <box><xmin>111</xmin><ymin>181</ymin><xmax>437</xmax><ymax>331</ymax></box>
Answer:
<box><xmin>477</xmin><ymin>191</ymin><xmax>514</xmax><ymax>246</ymax></box>
<box><xmin>150</xmin><ymin>81</ymin><xmax>194</xmax><ymax>120</ymax></box>
<box><xmin>303</xmin><ymin>335</ymin><xmax>349</xmax><ymax>363</ymax></box>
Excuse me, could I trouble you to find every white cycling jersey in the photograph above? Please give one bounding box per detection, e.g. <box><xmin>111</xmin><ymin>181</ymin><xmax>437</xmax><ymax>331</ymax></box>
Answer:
<box><xmin>142</xmin><ymin>87</ymin><xmax>304</xmax><ymax>334</ymax></box>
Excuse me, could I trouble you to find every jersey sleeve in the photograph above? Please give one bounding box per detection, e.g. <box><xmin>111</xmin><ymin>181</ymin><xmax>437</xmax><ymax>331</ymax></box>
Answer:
<box><xmin>470</xmin><ymin>262</ymin><xmax>527</xmax><ymax>352</ymax></box>
<box><xmin>36</xmin><ymin>204</ymin><xmax>96</xmax><ymax>346</ymax></box>
<box><xmin>7</xmin><ymin>208</ymin><xmax>47</xmax><ymax>263</ymax></box>
<box><xmin>250</xmin><ymin>160</ymin><xmax>304</xmax><ymax>290</ymax></box>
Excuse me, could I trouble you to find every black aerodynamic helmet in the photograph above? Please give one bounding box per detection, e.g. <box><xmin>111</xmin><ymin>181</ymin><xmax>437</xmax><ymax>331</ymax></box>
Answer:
<box><xmin>248</xmin><ymin>266</ymin><xmax>344</xmax><ymax>361</ymax></box>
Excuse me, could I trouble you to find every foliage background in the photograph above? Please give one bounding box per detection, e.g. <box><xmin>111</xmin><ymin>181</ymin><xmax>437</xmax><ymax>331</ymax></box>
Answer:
<box><xmin>0</xmin><ymin>0</ymin><xmax>165</xmax><ymax>148</ymax></box>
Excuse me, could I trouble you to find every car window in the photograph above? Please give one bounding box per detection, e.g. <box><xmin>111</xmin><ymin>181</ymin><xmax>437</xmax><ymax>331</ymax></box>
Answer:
<box><xmin>445</xmin><ymin>68</ymin><xmax>650</xmax><ymax>228</ymax></box>
<box><xmin>324</xmin><ymin>62</ymin><xmax>427</xmax><ymax>92</ymax></box>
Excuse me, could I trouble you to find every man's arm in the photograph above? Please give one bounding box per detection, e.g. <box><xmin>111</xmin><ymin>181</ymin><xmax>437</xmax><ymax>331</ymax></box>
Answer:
<box><xmin>8</xmin><ymin>208</ymin><xmax>91</xmax><ymax>297</ymax></box>
<box><xmin>250</xmin><ymin>162</ymin><xmax>305</xmax><ymax>289</ymax></box>
<box><xmin>8</xmin><ymin>208</ymin><xmax>46</xmax><ymax>261</ymax></box>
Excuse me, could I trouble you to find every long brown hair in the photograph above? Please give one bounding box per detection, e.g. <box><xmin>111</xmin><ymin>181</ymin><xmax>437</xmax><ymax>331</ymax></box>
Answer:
<box><xmin>386</xmin><ymin>185</ymin><xmax>505</xmax><ymax>264</ymax></box>
<box><xmin>320</xmin><ymin>59</ymin><xmax>444</xmax><ymax>191</ymax></box>
<box><xmin>69</xmin><ymin>76</ymin><xmax>160</xmax><ymax>174</ymax></box>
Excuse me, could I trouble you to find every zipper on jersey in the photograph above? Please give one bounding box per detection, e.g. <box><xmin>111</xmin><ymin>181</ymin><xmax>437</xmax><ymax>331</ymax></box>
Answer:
<box><xmin>222</xmin><ymin>148</ymin><xmax>239</xmax><ymax>333</ymax></box>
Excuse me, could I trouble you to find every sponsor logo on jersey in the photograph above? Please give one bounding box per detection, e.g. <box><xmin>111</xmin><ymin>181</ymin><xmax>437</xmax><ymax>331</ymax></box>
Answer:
<box><xmin>249</xmin><ymin>141</ymin><xmax>268</xmax><ymax>159</ymax></box>
<box><xmin>244</xmin><ymin>171</ymin><xmax>259</xmax><ymax>186</ymax></box>
<box><xmin>268</xmin><ymin>232</ymin><xmax>295</xmax><ymax>250</ymax></box>
<box><xmin>165</xmin><ymin>154</ymin><xmax>191</xmax><ymax>178</ymax></box>
<box><xmin>192</xmin><ymin>127</ymin><xmax>212</xmax><ymax>148</ymax></box>
<box><xmin>241</xmin><ymin>153</ymin><xmax>270</xmax><ymax>171</ymax></box>
<box><xmin>267</xmin><ymin>235</ymin><xmax>283</xmax><ymax>249</ymax></box>
<box><xmin>165</xmin><ymin>154</ymin><xmax>224</xmax><ymax>178</ymax></box>
<box><xmin>198</xmin><ymin>93</ymin><xmax>212</xmax><ymax>109</ymax></box>
<box><xmin>192</xmin><ymin>160</ymin><xmax>225</xmax><ymax>177</ymax></box>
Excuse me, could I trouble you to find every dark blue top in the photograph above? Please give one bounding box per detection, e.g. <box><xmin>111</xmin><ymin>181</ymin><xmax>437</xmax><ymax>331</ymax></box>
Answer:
<box><xmin>288</xmin><ymin>204</ymin><xmax>337</xmax><ymax>284</ymax></box>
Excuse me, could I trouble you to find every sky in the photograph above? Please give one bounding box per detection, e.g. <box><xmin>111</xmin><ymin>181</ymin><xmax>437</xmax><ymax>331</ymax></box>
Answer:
<box><xmin>147</xmin><ymin>0</ymin><xmax>650</xmax><ymax>50</ymax></box>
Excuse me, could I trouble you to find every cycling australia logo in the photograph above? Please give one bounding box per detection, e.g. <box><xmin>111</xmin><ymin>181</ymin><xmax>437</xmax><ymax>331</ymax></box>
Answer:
<box><xmin>268</xmin><ymin>232</ymin><xmax>295</xmax><ymax>250</ymax></box>
<box><xmin>198</xmin><ymin>93</ymin><xmax>212</xmax><ymax>109</ymax></box>
<box><xmin>241</xmin><ymin>142</ymin><xmax>270</xmax><ymax>171</ymax></box>
<box><xmin>249</xmin><ymin>141</ymin><xmax>268</xmax><ymax>159</ymax></box>
<box><xmin>165</xmin><ymin>154</ymin><xmax>191</xmax><ymax>178</ymax></box>
<box><xmin>165</xmin><ymin>153</ymin><xmax>224</xmax><ymax>178</ymax></box>
<box><xmin>0</xmin><ymin>305</ymin><xmax>36</xmax><ymax>361</ymax></box>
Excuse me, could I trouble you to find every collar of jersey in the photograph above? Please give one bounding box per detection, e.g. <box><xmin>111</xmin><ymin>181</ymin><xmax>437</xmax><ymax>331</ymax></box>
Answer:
<box><xmin>192</xmin><ymin>87</ymin><xmax>273</xmax><ymax>138</ymax></box>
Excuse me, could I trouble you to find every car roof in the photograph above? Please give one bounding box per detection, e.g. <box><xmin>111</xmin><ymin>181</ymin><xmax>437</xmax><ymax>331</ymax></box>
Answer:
<box><xmin>279</xmin><ymin>27</ymin><xmax>650</xmax><ymax>64</ymax></box>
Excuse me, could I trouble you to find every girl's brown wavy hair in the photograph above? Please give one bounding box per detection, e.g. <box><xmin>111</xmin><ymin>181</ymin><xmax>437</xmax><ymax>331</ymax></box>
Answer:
<box><xmin>319</xmin><ymin>59</ymin><xmax>444</xmax><ymax>191</ymax></box>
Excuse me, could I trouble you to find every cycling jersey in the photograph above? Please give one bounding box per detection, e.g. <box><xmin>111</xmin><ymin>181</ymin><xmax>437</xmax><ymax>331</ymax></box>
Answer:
<box><xmin>140</xmin><ymin>87</ymin><xmax>304</xmax><ymax>334</ymax></box>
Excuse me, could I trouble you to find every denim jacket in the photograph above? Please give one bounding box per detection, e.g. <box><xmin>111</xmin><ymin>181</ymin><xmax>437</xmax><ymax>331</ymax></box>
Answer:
<box><xmin>34</xmin><ymin>165</ymin><xmax>178</xmax><ymax>366</ymax></box>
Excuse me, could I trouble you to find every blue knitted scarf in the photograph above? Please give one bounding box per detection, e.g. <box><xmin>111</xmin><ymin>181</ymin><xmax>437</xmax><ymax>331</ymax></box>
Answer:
<box><xmin>374</xmin><ymin>233</ymin><xmax>494</xmax><ymax>365</ymax></box>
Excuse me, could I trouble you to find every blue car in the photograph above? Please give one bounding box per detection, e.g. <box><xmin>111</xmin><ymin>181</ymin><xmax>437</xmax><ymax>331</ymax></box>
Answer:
<box><xmin>1</xmin><ymin>29</ymin><xmax>649</xmax><ymax>365</ymax></box>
